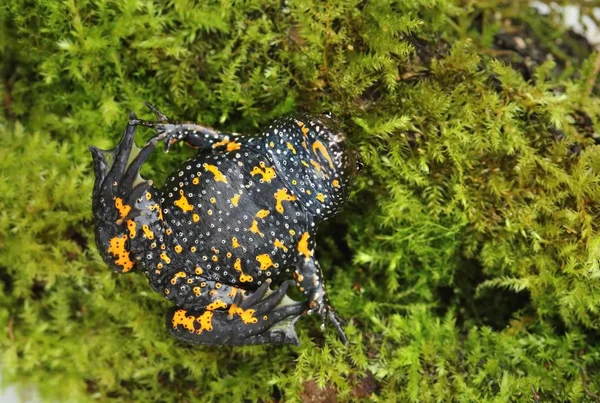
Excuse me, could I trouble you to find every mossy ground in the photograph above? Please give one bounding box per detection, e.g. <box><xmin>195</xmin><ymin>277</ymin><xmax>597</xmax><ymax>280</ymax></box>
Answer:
<box><xmin>2</xmin><ymin>1</ymin><xmax>600</xmax><ymax>401</ymax></box>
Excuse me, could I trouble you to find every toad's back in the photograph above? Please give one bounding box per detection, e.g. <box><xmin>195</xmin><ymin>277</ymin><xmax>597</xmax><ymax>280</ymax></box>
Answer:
<box><xmin>92</xmin><ymin>106</ymin><xmax>356</xmax><ymax>345</ymax></box>
<box><xmin>157</xmin><ymin>138</ymin><xmax>307</xmax><ymax>288</ymax></box>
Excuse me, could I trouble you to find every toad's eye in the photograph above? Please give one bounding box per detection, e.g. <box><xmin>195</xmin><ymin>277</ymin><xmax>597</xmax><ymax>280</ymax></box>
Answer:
<box><xmin>321</xmin><ymin>111</ymin><xmax>337</xmax><ymax>120</ymax></box>
<box><xmin>356</xmin><ymin>158</ymin><xmax>364</xmax><ymax>173</ymax></box>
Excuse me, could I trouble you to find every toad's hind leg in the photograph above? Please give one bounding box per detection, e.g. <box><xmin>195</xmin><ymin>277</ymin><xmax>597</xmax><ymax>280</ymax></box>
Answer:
<box><xmin>90</xmin><ymin>113</ymin><xmax>159</xmax><ymax>220</ymax></box>
<box><xmin>90</xmin><ymin>115</ymin><xmax>162</xmax><ymax>273</ymax></box>
<box><xmin>131</xmin><ymin>102</ymin><xmax>241</xmax><ymax>152</ymax></box>
<box><xmin>167</xmin><ymin>281</ymin><xmax>308</xmax><ymax>346</ymax></box>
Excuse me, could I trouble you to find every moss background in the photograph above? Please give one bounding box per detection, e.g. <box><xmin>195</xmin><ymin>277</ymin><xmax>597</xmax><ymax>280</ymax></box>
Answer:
<box><xmin>2</xmin><ymin>0</ymin><xmax>600</xmax><ymax>401</ymax></box>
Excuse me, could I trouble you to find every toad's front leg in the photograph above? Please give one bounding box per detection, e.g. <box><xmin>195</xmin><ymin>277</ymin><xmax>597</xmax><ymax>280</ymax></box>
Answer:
<box><xmin>130</xmin><ymin>102</ymin><xmax>241</xmax><ymax>152</ymax></box>
<box><xmin>295</xmin><ymin>233</ymin><xmax>348</xmax><ymax>345</ymax></box>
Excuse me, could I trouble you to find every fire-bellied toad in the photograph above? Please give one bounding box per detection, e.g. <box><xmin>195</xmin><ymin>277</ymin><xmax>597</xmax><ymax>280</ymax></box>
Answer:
<box><xmin>89</xmin><ymin>103</ymin><xmax>360</xmax><ymax>345</ymax></box>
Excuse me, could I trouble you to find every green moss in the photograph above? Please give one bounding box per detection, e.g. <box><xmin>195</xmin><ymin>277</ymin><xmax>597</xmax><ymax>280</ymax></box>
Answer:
<box><xmin>2</xmin><ymin>0</ymin><xmax>600</xmax><ymax>401</ymax></box>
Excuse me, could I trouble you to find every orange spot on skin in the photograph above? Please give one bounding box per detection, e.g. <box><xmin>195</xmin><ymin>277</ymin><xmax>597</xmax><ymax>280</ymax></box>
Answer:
<box><xmin>232</xmin><ymin>237</ymin><xmax>240</xmax><ymax>248</ymax></box>
<box><xmin>228</xmin><ymin>304</ymin><xmax>258</xmax><ymax>324</ymax></box>
<box><xmin>250</xmin><ymin>220</ymin><xmax>264</xmax><ymax>237</ymax></box>
<box><xmin>171</xmin><ymin>309</ymin><xmax>196</xmax><ymax>332</ymax></box>
<box><xmin>332</xmin><ymin>179</ymin><xmax>340</xmax><ymax>188</ymax></box>
<box><xmin>149</xmin><ymin>204</ymin><xmax>163</xmax><ymax>221</ymax></box>
<box><xmin>126</xmin><ymin>220</ymin><xmax>136</xmax><ymax>238</ymax></box>
<box><xmin>274</xmin><ymin>188</ymin><xmax>297</xmax><ymax>214</ymax></box>
<box><xmin>196</xmin><ymin>311</ymin><xmax>214</xmax><ymax>333</ymax></box>
<box><xmin>174</xmin><ymin>190</ymin><xmax>194</xmax><ymax>212</ymax></box>
<box><xmin>210</xmin><ymin>197</ymin><xmax>216</xmax><ymax>204</ymax></box>
<box><xmin>193</xmin><ymin>287</ymin><xmax>201</xmax><ymax>296</ymax></box>
<box><xmin>274</xmin><ymin>239</ymin><xmax>288</xmax><ymax>252</ymax></box>
<box><xmin>286</xmin><ymin>142</ymin><xmax>297</xmax><ymax>154</ymax></box>
<box><xmin>170</xmin><ymin>271</ymin><xmax>186</xmax><ymax>284</ymax></box>
<box><xmin>141</xmin><ymin>225</ymin><xmax>154</xmax><ymax>240</ymax></box>
<box><xmin>296</xmin><ymin>121</ymin><xmax>309</xmax><ymax>137</ymax></box>
<box><xmin>108</xmin><ymin>235</ymin><xmax>134</xmax><ymax>272</ymax></box>
<box><xmin>206</xmin><ymin>300</ymin><xmax>228</xmax><ymax>311</ymax></box>
<box><xmin>228</xmin><ymin>287</ymin><xmax>238</xmax><ymax>298</ymax></box>
<box><xmin>192</xmin><ymin>177</ymin><xmax>200</xmax><ymax>185</ymax></box>
<box><xmin>237</xmin><ymin>307</ymin><xmax>258</xmax><ymax>324</ymax></box>
<box><xmin>212</xmin><ymin>138</ymin><xmax>230</xmax><ymax>148</ymax></box>
<box><xmin>226</xmin><ymin>141</ymin><xmax>241</xmax><ymax>152</ymax></box>
<box><xmin>145</xmin><ymin>192</ymin><xmax>152</xmax><ymax>201</ymax></box>
<box><xmin>312</xmin><ymin>140</ymin><xmax>334</xmax><ymax>169</ymax></box>
<box><xmin>256</xmin><ymin>209</ymin><xmax>270</xmax><ymax>219</ymax></box>
<box><xmin>310</xmin><ymin>159</ymin><xmax>323</xmax><ymax>172</ymax></box>
<box><xmin>166</xmin><ymin>228</ymin><xmax>173</xmax><ymax>235</ymax></box>
<box><xmin>172</xmin><ymin>310</ymin><xmax>214</xmax><ymax>334</ymax></box>
<box><xmin>298</xmin><ymin>232</ymin><xmax>313</xmax><ymax>260</ymax></box>
<box><xmin>175</xmin><ymin>245</ymin><xmax>183</xmax><ymax>254</ymax></box>
<box><xmin>203</xmin><ymin>163</ymin><xmax>228</xmax><ymax>183</ymax></box>
<box><xmin>234</xmin><ymin>258</ymin><xmax>253</xmax><ymax>282</ymax></box>
<box><xmin>114</xmin><ymin>198</ymin><xmax>131</xmax><ymax>219</ymax></box>
<box><xmin>193</xmin><ymin>213</ymin><xmax>200</xmax><ymax>222</ymax></box>
<box><xmin>250</xmin><ymin>165</ymin><xmax>276</xmax><ymax>183</ymax></box>
<box><xmin>256</xmin><ymin>254</ymin><xmax>274</xmax><ymax>271</ymax></box>
<box><xmin>231</xmin><ymin>193</ymin><xmax>241</xmax><ymax>207</ymax></box>
<box><xmin>195</xmin><ymin>266</ymin><xmax>203</xmax><ymax>275</ymax></box>
<box><xmin>160</xmin><ymin>253</ymin><xmax>171</xmax><ymax>264</ymax></box>
<box><xmin>316</xmin><ymin>193</ymin><xmax>325</xmax><ymax>202</ymax></box>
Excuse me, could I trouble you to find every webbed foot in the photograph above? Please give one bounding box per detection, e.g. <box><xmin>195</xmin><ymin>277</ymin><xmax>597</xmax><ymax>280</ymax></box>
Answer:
<box><xmin>89</xmin><ymin>114</ymin><xmax>162</xmax><ymax>273</ymax></box>
<box><xmin>89</xmin><ymin>113</ymin><xmax>160</xmax><ymax>223</ymax></box>
<box><xmin>308</xmin><ymin>300</ymin><xmax>348</xmax><ymax>346</ymax></box>
<box><xmin>167</xmin><ymin>281</ymin><xmax>309</xmax><ymax>346</ymax></box>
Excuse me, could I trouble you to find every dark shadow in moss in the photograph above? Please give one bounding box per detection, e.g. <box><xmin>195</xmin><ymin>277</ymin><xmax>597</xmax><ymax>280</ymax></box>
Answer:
<box><xmin>406</xmin><ymin>34</ymin><xmax>450</xmax><ymax>67</ymax></box>
<box><xmin>30</xmin><ymin>280</ymin><xmax>47</xmax><ymax>301</ymax></box>
<box><xmin>315</xmin><ymin>217</ymin><xmax>353</xmax><ymax>269</ymax></box>
<box><xmin>436</xmin><ymin>258</ymin><xmax>533</xmax><ymax>330</ymax></box>
<box><xmin>491</xmin><ymin>15</ymin><xmax>593</xmax><ymax>82</ymax></box>
<box><xmin>0</xmin><ymin>265</ymin><xmax>14</xmax><ymax>295</ymax></box>
<box><xmin>272</xmin><ymin>385</ymin><xmax>282</xmax><ymax>402</ymax></box>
